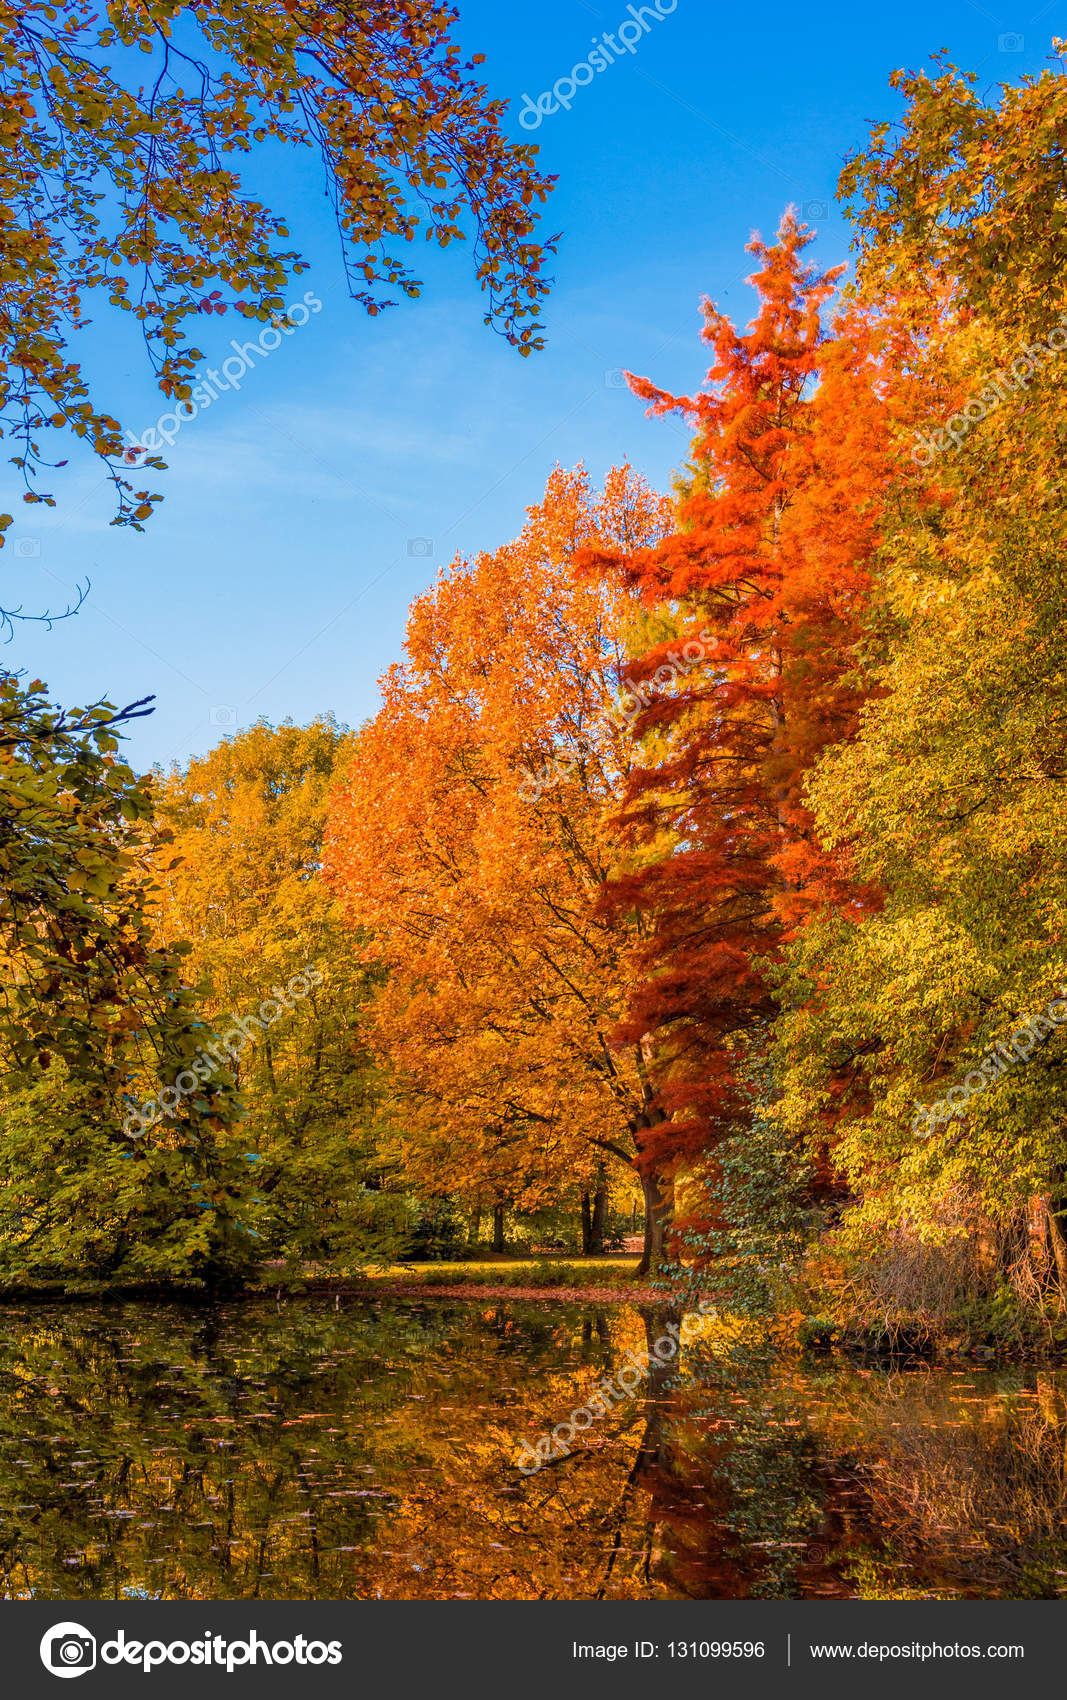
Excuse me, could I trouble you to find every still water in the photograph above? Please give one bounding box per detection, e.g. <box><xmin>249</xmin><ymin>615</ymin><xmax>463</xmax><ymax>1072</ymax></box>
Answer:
<box><xmin>0</xmin><ymin>1298</ymin><xmax>1064</xmax><ymax>1600</ymax></box>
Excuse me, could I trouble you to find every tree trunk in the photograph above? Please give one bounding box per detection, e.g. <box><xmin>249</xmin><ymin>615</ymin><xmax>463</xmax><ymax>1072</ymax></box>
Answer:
<box><xmin>1048</xmin><ymin>1165</ymin><xmax>1067</xmax><ymax>1312</ymax></box>
<box><xmin>581</xmin><ymin>1166</ymin><xmax>609</xmax><ymax>1253</ymax></box>
<box><xmin>471</xmin><ymin>1203</ymin><xmax>481</xmax><ymax>1248</ymax></box>
<box><xmin>1049</xmin><ymin>1204</ymin><xmax>1067</xmax><ymax>1312</ymax></box>
<box><xmin>635</xmin><ymin>1169</ymin><xmax>673</xmax><ymax>1277</ymax></box>
<box><xmin>590</xmin><ymin>1174</ymin><xmax>608</xmax><ymax>1254</ymax></box>
<box><xmin>492</xmin><ymin>1202</ymin><xmax>505</xmax><ymax>1254</ymax></box>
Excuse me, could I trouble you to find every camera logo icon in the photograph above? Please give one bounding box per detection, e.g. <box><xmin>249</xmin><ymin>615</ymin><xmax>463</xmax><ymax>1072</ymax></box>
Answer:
<box><xmin>14</xmin><ymin>538</ymin><xmax>41</xmax><ymax>558</ymax></box>
<box><xmin>998</xmin><ymin>30</ymin><xmax>1024</xmax><ymax>51</ymax></box>
<box><xmin>40</xmin><ymin>1623</ymin><xmax>97</xmax><ymax>1679</ymax></box>
<box><xmin>802</xmin><ymin>199</ymin><xmax>829</xmax><ymax>221</ymax></box>
<box><xmin>406</xmin><ymin>537</ymin><xmax>434</xmax><ymax>558</ymax></box>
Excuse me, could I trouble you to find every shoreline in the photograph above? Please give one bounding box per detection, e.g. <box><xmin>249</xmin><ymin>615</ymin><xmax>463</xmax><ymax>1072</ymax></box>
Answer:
<box><xmin>0</xmin><ymin>1280</ymin><xmax>658</xmax><ymax>1306</ymax></box>
<box><xmin>0</xmin><ymin>1280</ymin><xmax>1064</xmax><ymax>1361</ymax></box>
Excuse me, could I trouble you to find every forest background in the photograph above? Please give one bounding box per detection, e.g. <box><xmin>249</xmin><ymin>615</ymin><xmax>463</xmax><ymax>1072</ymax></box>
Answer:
<box><xmin>3</xmin><ymin>2</ymin><xmax>1067</xmax><ymax>1353</ymax></box>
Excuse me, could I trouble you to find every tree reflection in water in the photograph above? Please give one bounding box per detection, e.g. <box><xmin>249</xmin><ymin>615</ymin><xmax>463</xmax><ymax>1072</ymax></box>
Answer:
<box><xmin>0</xmin><ymin>1299</ymin><xmax>1064</xmax><ymax>1600</ymax></box>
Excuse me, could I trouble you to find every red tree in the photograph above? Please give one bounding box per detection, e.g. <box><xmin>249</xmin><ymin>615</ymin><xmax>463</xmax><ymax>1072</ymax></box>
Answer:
<box><xmin>579</xmin><ymin>212</ymin><xmax>897</xmax><ymax>1221</ymax></box>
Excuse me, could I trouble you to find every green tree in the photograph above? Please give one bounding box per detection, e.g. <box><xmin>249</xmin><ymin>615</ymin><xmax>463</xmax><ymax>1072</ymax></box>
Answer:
<box><xmin>0</xmin><ymin>674</ymin><xmax>255</xmax><ymax>1283</ymax></box>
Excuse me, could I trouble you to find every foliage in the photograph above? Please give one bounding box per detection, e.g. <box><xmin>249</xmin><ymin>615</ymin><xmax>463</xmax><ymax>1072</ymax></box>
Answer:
<box><xmin>0</xmin><ymin>673</ymin><xmax>256</xmax><ymax>1283</ymax></box>
<box><xmin>774</xmin><ymin>59</ymin><xmax>1067</xmax><ymax>1326</ymax></box>
<box><xmin>152</xmin><ymin>716</ymin><xmax>404</xmax><ymax>1272</ymax></box>
<box><xmin>682</xmin><ymin>1104</ymin><xmax>821</xmax><ymax>1324</ymax></box>
<box><xmin>578</xmin><ymin>214</ymin><xmax>895</xmax><ymax>1201</ymax></box>
<box><xmin>8</xmin><ymin>42</ymin><xmax>1067</xmax><ymax>1345</ymax></box>
<box><xmin>840</xmin><ymin>42</ymin><xmax>1067</xmax><ymax>330</ymax></box>
<box><xmin>325</xmin><ymin>464</ymin><xmax>672</xmax><ymax>1265</ymax></box>
<box><xmin>0</xmin><ymin>0</ymin><xmax>556</xmax><ymax>540</ymax></box>
<box><xmin>401</xmin><ymin>1196</ymin><xmax>468</xmax><ymax>1261</ymax></box>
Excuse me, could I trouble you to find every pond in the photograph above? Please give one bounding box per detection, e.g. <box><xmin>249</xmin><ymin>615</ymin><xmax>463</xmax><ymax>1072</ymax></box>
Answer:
<box><xmin>0</xmin><ymin>1298</ymin><xmax>1064</xmax><ymax>1600</ymax></box>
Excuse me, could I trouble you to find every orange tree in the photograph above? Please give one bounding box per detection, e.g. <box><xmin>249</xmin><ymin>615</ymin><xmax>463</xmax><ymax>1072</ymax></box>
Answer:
<box><xmin>324</xmin><ymin>464</ymin><xmax>682</xmax><ymax>1270</ymax></box>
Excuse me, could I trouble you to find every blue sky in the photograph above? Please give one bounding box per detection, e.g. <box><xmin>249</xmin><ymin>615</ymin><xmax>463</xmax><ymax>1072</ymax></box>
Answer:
<box><xmin>5</xmin><ymin>0</ymin><xmax>1062</xmax><ymax>770</ymax></box>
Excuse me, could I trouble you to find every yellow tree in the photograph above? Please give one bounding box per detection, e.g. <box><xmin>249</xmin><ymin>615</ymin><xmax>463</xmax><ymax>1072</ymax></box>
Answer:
<box><xmin>775</xmin><ymin>55</ymin><xmax>1067</xmax><ymax>1327</ymax></box>
<box><xmin>152</xmin><ymin>717</ymin><xmax>401</xmax><ymax>1269</ymax></box>
<box><xmin>325</xmin><ymin>465</ymin><xmax>686</xmax><ymax>1270</ymax></box>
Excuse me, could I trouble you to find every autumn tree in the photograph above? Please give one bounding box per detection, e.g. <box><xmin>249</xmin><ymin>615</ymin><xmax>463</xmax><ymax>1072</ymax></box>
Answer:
<box><xmin>325</xmin><ymin>464</ymin><xmax>679</xmax><ymax>1269</ymax></box>
<box><xmin>152</xmin><ymin>717</ymin><xmax>403</xmax><ymax>1271</ymax></box>
<box><xmin>775</xmin><ymin>57</ymin><xmax>1067</xmax><ymax>1327</ymax></box>
<box><xmin>578</xmin><ymin>215</ymin><xmax>895</xmax><ymax>1213</ymax></box>
<box><xmin>840</xmin><ymin>43</ymin><xmax>1067</xmax><ymax>337</ymax></box>
<box><xmin>0</xmin><ymin>0</ymin><xmax>556</xmax><ymax>542</ymax></box>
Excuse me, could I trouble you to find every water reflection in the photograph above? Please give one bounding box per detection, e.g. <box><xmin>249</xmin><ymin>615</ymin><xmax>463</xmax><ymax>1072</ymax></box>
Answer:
<box><xmin>0</xmin><ymin>1299</ymin><xmax>1064</xmax><ymax>1600</ymax></box>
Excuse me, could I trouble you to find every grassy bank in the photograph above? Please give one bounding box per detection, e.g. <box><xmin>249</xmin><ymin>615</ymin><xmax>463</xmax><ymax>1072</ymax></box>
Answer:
<box><xmin>336</xmin><ymin>1256</ymin><xmax>648</xmax><ymax>1303</ymax></box>
<box><xmin>0</xmin><ymin>1256</ymin><xmax>648</xmax><ymax>1304</ymax></box>
<box><xmin>356</xmin><ymin>1256</ymin><xmax>642</xmax><ymax>1287</ymax></box>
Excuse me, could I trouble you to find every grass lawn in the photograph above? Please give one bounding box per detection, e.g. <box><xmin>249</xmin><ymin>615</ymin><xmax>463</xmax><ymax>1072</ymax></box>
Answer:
<box><xmin>360</xmin><ymin>1256</ymin><xmax>643</xmax><ymax>1288</ymax></box>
